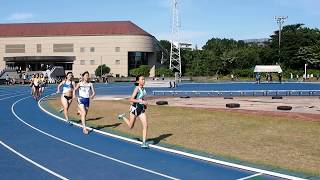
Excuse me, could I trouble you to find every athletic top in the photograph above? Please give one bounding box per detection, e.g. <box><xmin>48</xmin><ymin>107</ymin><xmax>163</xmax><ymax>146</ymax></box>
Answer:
<box><xmin>33</xmin><ymin>78</ymin><xmax>40</xmax><ymax>86</ymax></box>
<box><xmin>62</xmin><ymin>80</ymin><xmax>73</xmax><ymax>93</ymax></box>
<box><xmin>134</xmin><ymin>86</ymin><xmax>146</xmax><ymax>104</ymax></box>
<box><xmin>78</xmin><ymin>81</ymin><xmax>93</xmax><ymax>98</ymax></box>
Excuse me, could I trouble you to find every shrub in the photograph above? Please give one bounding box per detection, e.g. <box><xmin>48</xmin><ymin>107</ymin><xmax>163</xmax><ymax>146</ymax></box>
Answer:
<box><xmin>155</xmin><ymin>67</ymin><xmax>174</xmax><ymax>77</ymax></box>
<box><xmin>129</xmin><ymin>65</ymin><xmax>150</xmax><ymax>77</ymax></box>
<box><xmin>95</xmin><ymin>64</ymin><xmax>110</xmax><ymax>77</ymax></box>
<box><xmin>233</xmin><ymin>69</ymin><xmax>253</xmax><ymax>77</ymax></box>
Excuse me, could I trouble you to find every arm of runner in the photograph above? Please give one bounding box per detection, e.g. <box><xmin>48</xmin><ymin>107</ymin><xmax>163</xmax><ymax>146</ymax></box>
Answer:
<box><xmin>29</xmin><ymin>78</ymin><xmax>33</xmax><ymax>86</ymax></box>
<box><xmin>90</xmin><ymin>83</ymin><xmax>95</xmax><ymax>99</ymax></box>
<box><xmin>72</xmin><ymin>81</ymin><xmax>76</xmax><ymax>97</ymax></box>
<box><xmin>56</xmin><ymin>81</ymin><xmax>64</xmax><ymax>94</ymax></box>
<box><xmin>129</xmin><ymin>87</ymin><xmax>139</xmax><ymax>103</ymax></box>
<box><xmin>73</xmin><ymin>83</ymin><xmax>80</xmax><ymax>99</ymax></box>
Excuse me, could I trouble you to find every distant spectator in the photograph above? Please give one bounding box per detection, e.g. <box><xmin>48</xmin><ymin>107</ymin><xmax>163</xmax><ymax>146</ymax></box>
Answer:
<box><xmin>5</xmin><ymin>74</ymin><xmax>10</xmax><ymax>85</ymax></box>
<box><xmin>10</xmin><ymin>78</ymin><xmax>15</xmax><ymax>85</ymax></box>
<box><xmin>317</xmin><ymin>74</ymin><xmax>320</xmax><ymax>80</ymax></box>
<box><xmin>255</xmin><ymin>73</ymin><xmax>261</xmax><ymax>84</ymax></box>
<box><xmin>278</xmin><ymin>73</ymin><xmax>282</xmax><ymax>84</ymax></box>
<box><xmin>22</xmin><ymin>73</ymin><xmax>27</xmax><ymax>84</ymax></box>
<box><xmin>231</xmin><ymin>74</ymin><xmax>234</xmax><ymax>81</ymax></box>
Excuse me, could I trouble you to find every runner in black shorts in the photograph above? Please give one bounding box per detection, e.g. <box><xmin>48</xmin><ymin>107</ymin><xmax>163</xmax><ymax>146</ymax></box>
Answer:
<box><xmin>118</xmin><ymin>75</ymin><xmax>149</xmax><ymax>148</ymax></box>
<box><xmin>56</xmin><ymin>72</ymin><xmax>76</xmax><ymax>122</ymax></box>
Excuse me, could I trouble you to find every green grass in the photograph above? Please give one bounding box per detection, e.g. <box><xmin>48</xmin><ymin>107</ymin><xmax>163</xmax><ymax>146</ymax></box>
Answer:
<box><xmin>47</xmin><ymin>97</ymin><xmax>320</xmax><ymax>177</ymax></box>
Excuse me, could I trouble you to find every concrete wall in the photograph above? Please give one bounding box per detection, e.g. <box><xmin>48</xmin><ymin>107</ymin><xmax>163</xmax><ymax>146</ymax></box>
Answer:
<box><xmin>0</xmin><ymin>35</ymin><xmax>159</xmax><ymax>77</ymax></box>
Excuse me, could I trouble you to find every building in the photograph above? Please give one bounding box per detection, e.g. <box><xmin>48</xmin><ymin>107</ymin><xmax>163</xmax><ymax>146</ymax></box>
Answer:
<box><xmin>242</xmin><ymin>38</ymin><xmax>270</xmax><ymax>46</ymax></box>
<box><xmin>0</xmin><ymin>21</ymin><xmax>164</xmax><ymax>78</ymax></box>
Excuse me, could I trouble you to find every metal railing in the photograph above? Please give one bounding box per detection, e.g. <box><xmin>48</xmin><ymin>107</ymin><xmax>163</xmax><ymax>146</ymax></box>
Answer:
<box><xmin>152</xmin><ymin>90</ymin><xmax>320</xmax><ymax>96</ymax></box>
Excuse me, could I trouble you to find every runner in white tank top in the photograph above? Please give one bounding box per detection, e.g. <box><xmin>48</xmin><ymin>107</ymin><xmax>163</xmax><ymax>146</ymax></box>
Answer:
<box><xmin>73</xmin><ymin>71</ymin><xmax>95</xmax><ymax>134</ymax></box>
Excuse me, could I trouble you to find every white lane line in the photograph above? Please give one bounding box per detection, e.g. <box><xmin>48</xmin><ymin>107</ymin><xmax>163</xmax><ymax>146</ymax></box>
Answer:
<box><xmin>0</xmin><ymin>93</ymin><xmax>27</xmax><ymax>100</ymax></box>
<box><xmin>0</xmin><ymin>140</ymin><xmax>68</xmax><ymax>180</ymax></box>
<box><xmin>38</xmin><ymin>93</ymin><xmax>307</xmax><ymax>180</ymax></box>
<box><xmin>11</xmin><ymin>96</ymin><xmax>180</xmax><ymax>180</ymax></box>
<box><xmin>237</xmin><ymin>173</ymin><xmax>263</xmax><ymax>180</ymax></box>
<box><xmin>0</xmin><ymin>92</ymin><xmax>22</xmax><ymax>97</ymax></box>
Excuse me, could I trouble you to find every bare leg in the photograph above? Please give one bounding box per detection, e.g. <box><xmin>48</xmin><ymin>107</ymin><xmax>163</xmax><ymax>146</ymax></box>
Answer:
<box><xmin>138</xmin><ymin>113</ymin><xmax>148</xmax><ymax>143</ymax></box>
<box><xmin>32</xmin><ymin>86</ymin><xmax>35</xmax><ymax>97</ymax></box>
<box><xmin>35</xmin><ymin>88</ymin><xmax>39</xmax><ymax>100</ymax></box>
<box><xmin>122</xmin><ymin>113</ymin><xmax>137</xmax><ymax>129</ymax></box>
<box><xmin>61</xmin><ymin>96</ymin><xmax>69</xmax><ymax>120</ymax></box>
<box><xmin>78</xmin><ymin>105</ymin><xmax>88</xmax><ymax>134</ymax></box>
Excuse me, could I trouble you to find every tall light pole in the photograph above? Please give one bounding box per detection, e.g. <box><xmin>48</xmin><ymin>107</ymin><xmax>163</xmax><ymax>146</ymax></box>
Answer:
<box><xmin>170</xmin><ymin>0</ymin><xmax>182</xmax><ymax>76</ymax></box>
<box><xmin>100</xmin><ymin>56</ymin><xmax>103</xmax><ymax>78</ymax></box>
<box><xmin>275</xmin><ymin>16</ymin><xmax>288</xmax><ymax>63</ymax></box>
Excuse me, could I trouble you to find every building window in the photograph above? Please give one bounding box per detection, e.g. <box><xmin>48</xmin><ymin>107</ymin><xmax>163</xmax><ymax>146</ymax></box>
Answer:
<box><xmin>53</xmin><ymin>44</ymin><xmax>74</xmax><ymax>52</ymax></box>
<box><xmin>116</xmin><ymin>74</ymin><xmax>120</xmax><ymax>77</ymax></box>
<box><xmin>115</xmin><ymin>47</ymin><xmax>120</xmax><ymax>52</ymax></box>
<box><xmin>90</xmin><ymin>47</ymin><xmax>95</xmax><ymax>52</ymax></box>
<box><xmin>90</xmin><ymin>60</ymin><xmax>95</xmax><ymax>65</ymax></box>
<box><xmin>37</xmin><ymin>44</ymin><xmax>41</xmax><ymax>53</ymax></box>
<box><xmin>115</xmin><ymin>60</ymin><xmax>120</xmax><ymax>65</ymax></box>
<box><xmin>5</xmin><ymin>44</ymin><xmax>25</xmax><ymax>53</ymax></box>
<box><xmin>80</xmin><ymin>60</ymin><xmax>85</xmax><ymax>65</ymax></box>
<box><xmin>128</xmin><ymin>52</ymin><xmax>148</xmax><ymax>71</ymax></box>
<box><xmin>80</xmin><ymin>47</ymin><xmax>85</xmax><ymax>52</ymax></box>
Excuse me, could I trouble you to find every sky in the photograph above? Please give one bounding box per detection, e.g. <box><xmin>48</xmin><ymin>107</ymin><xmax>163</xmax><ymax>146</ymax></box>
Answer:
<box><xmin>0</xmin><ymin>0</ymin><xmax>319</xmax><ymax>48</ymax></box>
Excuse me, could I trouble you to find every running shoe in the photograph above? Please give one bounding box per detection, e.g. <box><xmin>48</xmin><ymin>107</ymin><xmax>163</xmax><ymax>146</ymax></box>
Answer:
<box><xmin>59</xmin><ymin>108</ymin><xmax>64</xmax><ymax>113</ymax></box>
<box><xmin>141</xmin><ymin>141</ymin><xmax>149</xmax><ymax>149</ymax></box>
<box><xmin>117</xmin><ymin>113</ymin><xmax>125</xmax><ymax>121</ymax></box>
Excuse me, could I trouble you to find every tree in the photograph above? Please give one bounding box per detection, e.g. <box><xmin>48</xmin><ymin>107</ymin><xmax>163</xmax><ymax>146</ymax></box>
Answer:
<box><xmin>95</xmin><ymin>64</ymin><xmax>110</xmax><ymax>77</ymax></box>
<box><xmin>155</xmin><ymin>67</ymin><xmax>174</xmax><ymax>77</ymax></box>
<box><xmin>159</xmin><ymin>40</ymin><xmax>171</xmax><ymax>67</ymax></box>
<box><xmin>295</xmin><ymin>44</ymin><xmax>320</xmax><ymax>67</ymax></box>
<box><xmin>129</xmin><ymin>65</ymin><xmax>150</xmax><ymax>77</ymax></box>
<box><xmin>202</xmin><ymin>38</ymin><xmax>246</xmax><ymax>56</ymax></box>
<box><xmin>159</xmin><ymin>40</ymin><xmax>171</xmax><ymax>53</ymax></box>
<box><xmin>269</xmin><ymin>24</ymin><xmax>320</xmax><ymax>69</ymax></box>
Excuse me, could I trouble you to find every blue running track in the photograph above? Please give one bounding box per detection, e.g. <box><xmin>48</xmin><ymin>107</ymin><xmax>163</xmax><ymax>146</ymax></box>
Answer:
<box><xmin>0</xmin><ymin>85</ymin><xmax>309</xmax><ymax>180</ymax></box>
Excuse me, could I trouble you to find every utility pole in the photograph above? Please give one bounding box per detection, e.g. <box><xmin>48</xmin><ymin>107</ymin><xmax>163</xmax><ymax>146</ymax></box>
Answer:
<box><xmin>170</xmin><ymin>0</ymin><xmax>182</xmax><ymax>77</ymax></box>
<box><xmin>100</xmin><ymin>56</ymin><xmax>103</xmax><ymax>77</ymax></box>
<box><xmin>275</xmin><ymin>16</ymin><xmax>288</xmax><ymax>63</ymax></box>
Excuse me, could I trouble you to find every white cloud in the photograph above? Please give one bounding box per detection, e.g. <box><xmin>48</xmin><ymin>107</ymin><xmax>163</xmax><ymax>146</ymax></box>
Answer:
<box><xmin>6</xmin><ymin>13</ymin><xmax>34</xmax><ymax>21</ymax></box>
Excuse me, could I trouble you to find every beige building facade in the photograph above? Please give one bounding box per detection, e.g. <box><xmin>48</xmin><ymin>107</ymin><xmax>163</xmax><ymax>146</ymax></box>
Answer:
<box><xmin>0</xmin><ymin>21</ymin><xmax>163</xmax><ymax>78</ymax></box>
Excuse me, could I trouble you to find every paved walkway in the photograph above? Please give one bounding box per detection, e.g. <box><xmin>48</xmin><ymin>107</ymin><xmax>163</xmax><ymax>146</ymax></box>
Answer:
<box><xmin>148</xmin><ymin>96</ymin><xmax>320</xmax><ymax>116</ymax></box>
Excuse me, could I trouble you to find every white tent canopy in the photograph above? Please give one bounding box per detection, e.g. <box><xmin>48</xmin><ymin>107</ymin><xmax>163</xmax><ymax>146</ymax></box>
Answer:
<box><xmin>254</xmin><ymin>65</ymin><xmax>282</xmax><ymax>73</ymax></box>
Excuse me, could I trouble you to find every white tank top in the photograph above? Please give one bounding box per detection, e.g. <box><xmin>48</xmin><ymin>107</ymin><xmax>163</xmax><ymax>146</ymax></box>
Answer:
<box><xmin>33</xmin><ymin>78</ymin><xmax>39</xmax><ymax>86</ymax></box>
<box><xmin>78</xmin><ymin>82</ymin><xmax>93</xmax><ymax>98</ymax></box>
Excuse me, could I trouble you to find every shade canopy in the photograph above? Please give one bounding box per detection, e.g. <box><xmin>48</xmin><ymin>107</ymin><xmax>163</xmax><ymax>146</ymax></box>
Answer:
<box><xmin>254</xmin><ymin>65</ymin><xmax>282</xmax><ymax>73</ymax></box>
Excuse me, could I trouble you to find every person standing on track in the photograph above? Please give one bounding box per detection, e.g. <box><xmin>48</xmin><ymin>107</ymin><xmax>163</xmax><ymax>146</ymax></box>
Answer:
<box><xmin>73</xmin><ymin>71</ymin><xmax>95</xmax><ymax>134</ymax></box>
<box><xmin>32</xmin><ymin>73</ymin><xmax>41</xmax><ymax>100</ymax></box>
<box><xmin>29</xmin><ymin>74</ymin><xmax>35</xmax><ymax>95</ymax></box>
<box><xmin>56</xmin><ymin>72</ymin><xmax>76</xmax><ymax>122</ymax></box>
<box><xmin>39</xmin><ymin>73</ymin><xmax>46</xmax><ymax>96</ymax></box>
<box><xmin>117</xmin><ymin>75</ymin><xmax>149</xmax><ymax>148</ymax></box>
